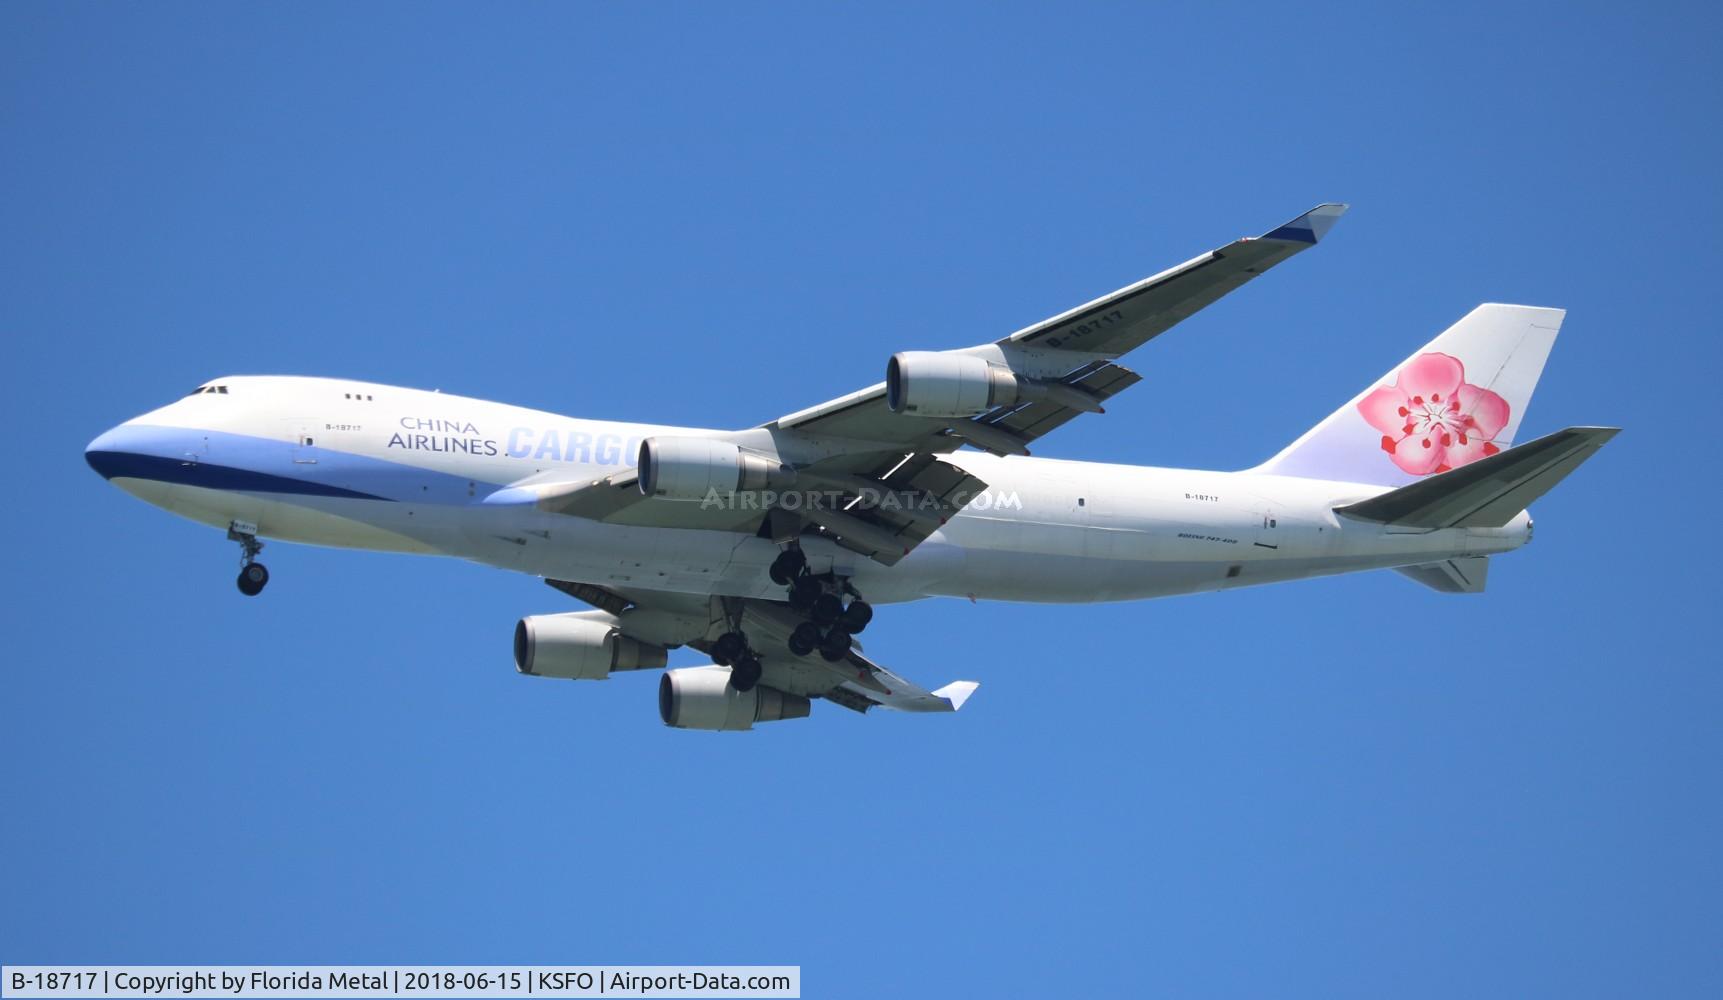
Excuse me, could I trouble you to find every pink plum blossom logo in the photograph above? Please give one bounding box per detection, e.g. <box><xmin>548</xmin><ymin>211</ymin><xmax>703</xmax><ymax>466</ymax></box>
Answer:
<box><xmin>1357</xmin><ymin>352</ymin><xmax>1510</xmax><ymax>475</ymax></box>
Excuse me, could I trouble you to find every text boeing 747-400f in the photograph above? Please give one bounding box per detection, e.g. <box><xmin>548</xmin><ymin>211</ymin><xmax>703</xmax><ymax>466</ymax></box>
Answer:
<box><xmin>86</xmin><ymin>205</ymin><xmax>1616</xmax><ymax>732</ymax></box>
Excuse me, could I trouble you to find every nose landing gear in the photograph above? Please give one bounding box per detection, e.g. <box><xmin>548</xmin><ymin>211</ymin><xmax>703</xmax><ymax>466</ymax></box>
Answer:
<box><xmin>228</xmin><ymin>521</ymin><xmax>269</xmax><ymax>597</ymax></box>
<box><xmin>237</xmin><ymin>562</ymin><xmax>270</xmax><ymax>596</ymax></box>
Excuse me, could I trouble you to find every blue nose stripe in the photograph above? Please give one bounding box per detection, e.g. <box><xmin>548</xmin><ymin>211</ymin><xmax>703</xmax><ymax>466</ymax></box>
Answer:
<box><xmin>84</xmin><ymin>449</ymin><xmax>391</xmax><ymax>500</ymax></box>
<box><xmin>84</xmin><ymin>423</ymin><xmax>505</xmax><ymax>502</ymax></box>
<box><xmin>84</xmin><ymin>444</ymin><xmax>130</xmax><ymax>480</ymax></box>
<box><xmin>85</xmin><ymin>424</ymin><xmax>406</xmax><ymax>501</ymax></box>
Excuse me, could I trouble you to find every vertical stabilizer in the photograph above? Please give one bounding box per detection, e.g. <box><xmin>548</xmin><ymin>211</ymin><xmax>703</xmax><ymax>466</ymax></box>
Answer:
<box><xmin>1254</xmin><ymin>304</ymin><xmax>1563</xmax><ymax>487</ymax></box>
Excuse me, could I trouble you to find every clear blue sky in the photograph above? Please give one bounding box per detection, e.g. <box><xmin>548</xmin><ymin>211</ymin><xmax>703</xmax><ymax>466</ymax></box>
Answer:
<box><xmin>3</xmin><ymin>4</ymin><xmax>1719</xmax><ymax>996</ymax></box>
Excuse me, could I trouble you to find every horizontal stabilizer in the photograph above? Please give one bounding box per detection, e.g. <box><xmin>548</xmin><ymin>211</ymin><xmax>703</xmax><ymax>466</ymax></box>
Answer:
<box><xmin>1396</xmin><ymin>556</ymin><xmax>1490</xmax><ymax>594</ymax></box>
<box><xmin>1338</xmin><ymin>426</ymin><xmax>1618</xmax><ymax>528</ymax></box>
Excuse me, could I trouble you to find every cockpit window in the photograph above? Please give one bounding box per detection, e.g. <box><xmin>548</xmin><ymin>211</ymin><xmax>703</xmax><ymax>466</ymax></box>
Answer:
<box><xmin>185</xmin><ymin>385</ymin><xmax>230</xmax><ymax>396</ymax></box>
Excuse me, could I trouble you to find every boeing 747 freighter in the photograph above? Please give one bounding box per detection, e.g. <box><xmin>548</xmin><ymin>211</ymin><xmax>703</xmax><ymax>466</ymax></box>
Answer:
<box><xmin>86</xmin><ymin>205</ymin><xmax>1616</xmax><ymax>731</ymax></box>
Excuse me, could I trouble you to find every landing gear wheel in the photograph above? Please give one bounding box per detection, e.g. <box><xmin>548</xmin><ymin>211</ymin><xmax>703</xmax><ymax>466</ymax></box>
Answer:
<box><xmin>839</xmin><ymin>599</ymin><xmax>873</xmax><ymax>634</ymax></box>
<box><xmin>819</xmin><ymin>628</ymin><xmax>852</xmax><ymax>662</ymax></box>
<box><xmin>788</xmin><ymin>622</ymin><xmax>821</xmax><ymax>657</ymax></box>
<box><xmin>730</xmin><ymin>654</ymin><xmax>763</xmax><ymax>692</ymax></box>
<box><xmin>812</xmin><ymin>592</ymin><xmax>844</xmax><ymax>626</ymax></box>
<box><xmin>788</xmin><ymin>577</ymin><xmax>821</xmax><ymax>613</ymax></box>
<box><xmin>769</xmin><ymin>548</ymin><xmax>806</xmax><ymax>586</ymax></box>
<box><xmin>236</xmin><ymin>563</ymin><xmax>269</xmax><ymax>597</ymax></box>
<box><xmin>712</xmin><ymin>631</ymin><xmax>746</xmax><ymax>666</ymax></box>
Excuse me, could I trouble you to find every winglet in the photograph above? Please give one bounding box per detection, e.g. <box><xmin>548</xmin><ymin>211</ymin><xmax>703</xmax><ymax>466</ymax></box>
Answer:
<box><xmin>1261</xmin><ymin>202</ymin><xmax>1349</xmax><ymax>244</ymax></box>
<box><xmin>932</xmin><ymin>681</ymin><xmax>980</xmax><ymax>711</ymax></box>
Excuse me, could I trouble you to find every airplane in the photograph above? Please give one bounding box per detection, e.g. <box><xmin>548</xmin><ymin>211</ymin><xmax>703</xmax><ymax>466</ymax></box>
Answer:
<box><xmin>85</xmin><ymin>204</ymin><xmax>1618</xmax><ymax>732</ymax></box>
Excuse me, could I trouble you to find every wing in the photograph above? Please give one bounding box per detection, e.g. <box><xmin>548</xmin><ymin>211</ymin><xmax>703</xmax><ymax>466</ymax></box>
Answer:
<box><xmin>507</xmin><ymin>205</ymin><xmax>1346</xmax><ymax>567</ymax></box>
<box><xmin>549</xmin><ymin>579</ymin><xmax>977</xmax><ymax>716</ymax></box>
<box><xmin>771</xmin><ymin>203</ymin><xmax>1348</xmax><ymax>455</ymax></box>
<box><xmin>738</xmin><ymin>204</ymin><xmax>1346</xmax><ymax>563</ymax></box>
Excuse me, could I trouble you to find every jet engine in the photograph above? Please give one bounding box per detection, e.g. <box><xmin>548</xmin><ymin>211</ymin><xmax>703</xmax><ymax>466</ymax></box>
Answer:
<box><xmin>637</xmin><ymin>437</ymin><xmax>794</xmax><ymax>501</ymax></box>
<box><xmin>886</xmin><ymin>351</ymin><xmax>1021</xmax><ymax>417</ymax></box>
<box><xmin>658</xmin><ymin>666</ymin><xmax>811</xmax><ymax>731</ymax></box>
<box><xmin>514</xmin><ymin>612</ymin><xmax>668</xmax><ymax>681</ymax></box>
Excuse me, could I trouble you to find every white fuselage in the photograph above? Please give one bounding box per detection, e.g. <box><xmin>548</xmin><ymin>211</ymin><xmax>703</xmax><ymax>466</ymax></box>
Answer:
<box><xmin>86</xmin><ymin>376</ymin><xmax>1531</xmax><ymax>605</ymax></box>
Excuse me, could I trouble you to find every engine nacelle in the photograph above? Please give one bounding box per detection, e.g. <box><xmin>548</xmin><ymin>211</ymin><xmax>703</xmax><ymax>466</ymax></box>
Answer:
<box><xmin>637</xmin><ymin>437</ymin><xmax>793</xmax><ymax>501</ymax></box>
<box><xmin>886</xmin><ymin>351</ymin><xmax>1020</xmax><ymax>417</ymax></box>
<box><xmin>515</xmin><ymin>612</ymin><xmax>668</xmax><ymax>681</ymax></box>
<box><xmin>658</xmin><ymin>666</ymin><xmax>811</xmax><ymax>731</ymax></box>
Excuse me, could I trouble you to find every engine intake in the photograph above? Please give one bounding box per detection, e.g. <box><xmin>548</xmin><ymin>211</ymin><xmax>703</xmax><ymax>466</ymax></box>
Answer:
<box><xmin>658</xmin><ymin>666</ymin><xmax>811</xmax><ymax>731</ymax></box>
<box><xmin>515</xmin><ymin>612</ymin><xmax>668</xmax><ymax>681</ymax></box>
<box><xmin>637</xmin><ymin>437</ymin><xmax>793</xmax><ymax>501</ymax></box>
<box><xmin>886</xmin><ymin>351</ymin><xmax>1020</xmax><ymax>417</ymax></box>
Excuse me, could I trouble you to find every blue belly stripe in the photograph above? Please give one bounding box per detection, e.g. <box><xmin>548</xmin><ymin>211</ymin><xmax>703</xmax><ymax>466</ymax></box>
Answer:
<box><xmin>86</xmin><ymin>450</ymin><xmax>392</xmax><ymax>501</ymax></box>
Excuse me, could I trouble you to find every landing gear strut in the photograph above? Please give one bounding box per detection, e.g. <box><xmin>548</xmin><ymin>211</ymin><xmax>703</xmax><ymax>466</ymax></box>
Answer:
<box><xmin>812</xmin><ymin>592</ymin><xmax>844</xmax><ymax>626</ymax></box>
<box><xmin>228</xmin><ymin>521</ymin><xmax>269</xmax><ymax>597</ymax></box>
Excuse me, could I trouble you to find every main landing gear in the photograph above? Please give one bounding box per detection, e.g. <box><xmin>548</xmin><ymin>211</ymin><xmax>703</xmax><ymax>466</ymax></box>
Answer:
<box><xmin>228</xmin><ymin>521</ymin><xmax>270</xmax><ymax>597</ymax></box>
<box><xmin>771</xmin><ymin>547</ymin><xmax>872</xmax><ymax>663</ymax></box>
<box><xmin>705</xmin><ymin>547</ymin><xmax>878</xmax><ymax>689</ymax></box>
<box><xmin>708</xmin><ymin>629</ymin><xmax>764</xmax><ymax>693</ymax></box>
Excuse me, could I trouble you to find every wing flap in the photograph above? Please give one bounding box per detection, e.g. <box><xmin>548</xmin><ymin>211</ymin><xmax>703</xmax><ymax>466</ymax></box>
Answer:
<box><xmin>827</xmin><ymin>647</ymin><xmax>980</xmax><ymax>713</ymax></box>
<box><xmin>971</xmin><ymin>360</ymin><xmax>1143</xmax><ymax>447</ymax></box>
<box><xmin>796</xmin><ymin>453</ymin><xmax>988</xmax><ymax>565</ymax></box>
<box><xmin>545</xmin><ymin>577</ymin><xmax>635</xmax><ymax>615</ymax></box>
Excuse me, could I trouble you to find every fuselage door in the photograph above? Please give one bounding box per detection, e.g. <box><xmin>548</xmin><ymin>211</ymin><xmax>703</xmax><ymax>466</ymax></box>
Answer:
<box><xmin>290</xmin><ymin>422</ymin><xmax>319</xmax><ymax>464</ymax></box>
<box><xmin>1253</xmin><ymin>506</ymin><xmax>1280</xmax><ymax>550</ymax></box>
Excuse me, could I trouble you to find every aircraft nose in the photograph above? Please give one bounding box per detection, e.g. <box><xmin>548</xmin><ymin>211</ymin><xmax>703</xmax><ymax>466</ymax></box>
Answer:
<box><xmin>85</xmin><ymin>426</ymin><xmax>128</xmax><ymax>480</ymax></box>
